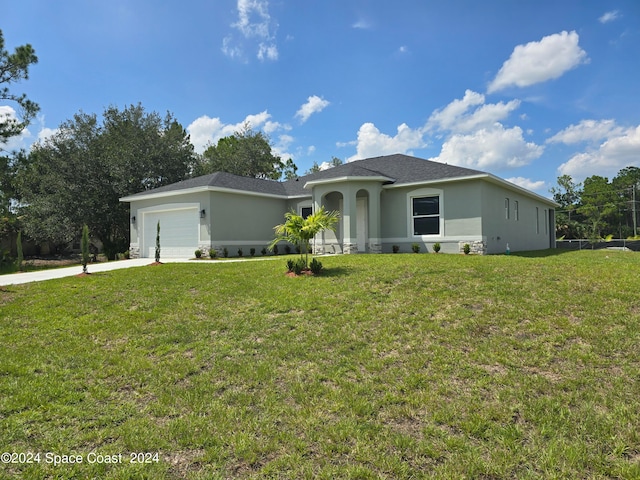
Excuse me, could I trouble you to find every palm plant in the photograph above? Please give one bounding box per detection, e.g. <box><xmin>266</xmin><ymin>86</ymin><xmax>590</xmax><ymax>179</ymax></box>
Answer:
<box><xmin>81</xmin><ymin>224</ymin><xmax>90</xmax><ymax>273</ymax></box>
<box><xmin>270</xmin><ymin>206</ymin><xmax>339</xmax><ymax>268</ymax></box>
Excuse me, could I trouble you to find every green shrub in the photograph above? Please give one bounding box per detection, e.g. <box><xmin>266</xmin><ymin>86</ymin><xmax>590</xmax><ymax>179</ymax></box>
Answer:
<box><xmin>261</xmin><ymin>247</ymin><xmax>267</xmax><ymax>256</ymax></box>
<box><xmin>309</xmin><ymin>258</ymin><xmax>323</xmax><ymax>275</ymax></box>
<box><xmin>194</xmin><ymin>249</ymin><xmax>202</xmax><ymax>258</ymax></box>
<box><xmin>433</xmin><ymin>242</ymin><xmax>441</xmax><ymax>253</ymax></box>
<box><xmin>223</xmin><ymin>247</ymin><xmax>228</xmax><ymax>258</ymax></box>
<box><xmin>124</xmin><ymin>250</ymin><xmax>130</xmax><ymax>259</ymax></box>
<box><xmin>81</xmin><ymin>224</ymin><xmax>90</xmax><ymax>273</ymax></box>
<box><xmin>392</xmin><ymin>245</ymin><xmax>400</xmax><ymax>253</ymax></box>
<box><xmin>155</xmin><ymin>221</ymin><xmax>161</xmax><ymax>263</ymax></box>
<box><xmin>273</xmin><ymin>245</ymin><xmax>279</xmax><ymax>256</ymax></box>
<box><xmin>250</xmin><ymin>248</ymin><xmax>256</xmax><ymax>257</ymax></box>
<box><xmin>293</xmin><ymin>258</ymin><xmax>305</xmax><ymax>275</ymax></box>
<box><xmin>209</xmin><ymin>248</ymin><xmax>217</xmax><ymax>259</ymax></box>
<box><xmin>463</xmin><ymin>243</ymin><xmax>471</xmax><ymax>255</ymax></box>
<box><xmin>237</xmin><ymin>248</ymin><xmax>243</xmax><ymax>257</ymax></box>
<box><xmin>412</xmin><ymin>243</ymin><xmax>420</xmax><ymax>253</ymax></box>
<box><xmin>286</xmin><ymin>259</ymin><xmax>295</xmax><ymax>272</ymax></box>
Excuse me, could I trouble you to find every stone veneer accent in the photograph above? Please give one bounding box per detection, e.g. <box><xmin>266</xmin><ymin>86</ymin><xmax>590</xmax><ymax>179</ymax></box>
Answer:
<box><xmin>129</xmin><ymin>244</ymin><xmax>140</xmax><ymax>259</ymax></box>
<box><xmin>369</xmin><ymin>242</ymin><xmax>382</xmax><ymax>254</ymax></box>
<box><xmin>458</xmin><ymin>240</ymin><xmax>486</xmax><ymax>255</ymax></box>
<box><xmin>342</xmin><ymin>242</ymin><xmax>358</xmax><ymax>254</ymax></box>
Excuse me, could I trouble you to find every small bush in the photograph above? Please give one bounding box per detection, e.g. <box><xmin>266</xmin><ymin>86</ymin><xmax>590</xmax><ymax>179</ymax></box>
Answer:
<box><xmin>223</xmin><ymin>247</ymin><xmax>228</xmax><ymax>258</ymax></box>
<box><xmin>237</xmin><ymin>248</ymin><xmax>243</xmax><ymax>257</ymax></box>
<box><xmin>286</xmin><ymin>259</ymin><xmax>295</xmax><ymax>272</ymax></box>
<box><xmin>194</xmin><ymin>249</ymin><xmax>202</xmax><ymax>258</ymax></box>
<box><xmin>309</xmin><ymin>258</ymin><xmax>323</xmax><ymax>275</ymax></box>
<box><xmin>261</xmin><ymin>247</ymin><xmax>267</xmax><ymax>256</ymax></box>
<box><xmin>124</xmin><ymin>250</ymin><xmax>130</xmax><ymax>259</ymax></box>
<box><xmin>392</xmin><ymin>245</ymin><xmax>400</xmax><ymax>253</ymax></box>
<box><xmin>433</xmin><ymin>242</ymin><xmax>441</xmax><ymax>253</ymax></box>
<box><xmin>285</xmin><ymin>245</ymin><xmax>291</xmax><ymax>254</ymax></box>
<box><xmin>250</xmin><ymin>248</ymin><xmax>256</xmax><ymax>257</ymax></box>
<box><xmin>273</xmin><ymin>245</ymin><xmax>279</xmax><ymax>256</ymax></box>
<box><xmin>293</xmin><ymin>258</ymin><xmax>305</xmax><ymax>275</ymax></box>
<box><xmin>81</xmin><ymin>224</ymin><xmax>90</xmax><ymax>273</ymax></box>
<box><xmin>209</xmin><ymin>248</ymin><xmax>217</xmax><ymax>259</ymax></box>
<box><xmin>463</xmin><ymin>243</ymin><xmax>471</xmax><ymax>255</ymax></box>
<box><xmin>412</xmin><ymin>243</ymin><xmax>421</xmax><ymax>253</ymax></box>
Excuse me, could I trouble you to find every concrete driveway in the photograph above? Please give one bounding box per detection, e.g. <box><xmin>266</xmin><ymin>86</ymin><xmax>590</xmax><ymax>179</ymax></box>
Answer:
<box><xmin>0</xmin><ymin>257</ymin><xmax>280</xmax><ymax>286</ymax></box>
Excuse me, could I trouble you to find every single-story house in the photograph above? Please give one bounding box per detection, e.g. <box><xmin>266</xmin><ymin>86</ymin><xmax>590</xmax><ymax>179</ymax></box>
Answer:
<box><xmin>119</xmin><ymin>154</ymin><xmax>558</xmax><ymax>257</ymax></box>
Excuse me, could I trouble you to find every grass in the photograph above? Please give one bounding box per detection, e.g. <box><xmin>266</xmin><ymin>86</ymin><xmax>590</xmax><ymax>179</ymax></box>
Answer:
<box><xmin>0</xmin><ymin>250</ymin><xmax>639</xmax><ymax>479</ymax></box>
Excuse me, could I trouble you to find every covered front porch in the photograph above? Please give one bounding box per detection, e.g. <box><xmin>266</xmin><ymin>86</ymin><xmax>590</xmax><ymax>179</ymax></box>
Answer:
<box><xmin>306</xmin><ymin>178</ymin><xmax>387</xmax><ymax>254</ymax></box>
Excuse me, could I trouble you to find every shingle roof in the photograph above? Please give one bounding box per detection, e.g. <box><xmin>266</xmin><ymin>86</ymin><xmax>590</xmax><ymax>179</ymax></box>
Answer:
<box><xmin>281</xmin><ymin>154</ymin><xmax>485</xmax><ymax>196</ymax></box>
<box><xmin>121</xmin><ymin>154</ymin><xmax>487</xmax><ymax>200</ymax></box>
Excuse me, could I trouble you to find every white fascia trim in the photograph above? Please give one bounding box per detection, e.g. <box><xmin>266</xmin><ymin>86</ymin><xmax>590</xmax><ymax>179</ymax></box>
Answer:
<box><xmin>120</xmin><ymin>186</ymin><xmax>210</xmax><ymax>202</ymax></box>
<box><xmin>303</xmin><ymin>175</ymin><xmax>393</xmax><ymax>190</ymax></box>
<box><xmin>383</xmin><ymin>174</ymin><xmax>487</xmax><ymax>190</ymax></box>
<box><xmin>120</xmin><ymin>185</ymin><xmax>290</xmax><ymax>202</ymax></box>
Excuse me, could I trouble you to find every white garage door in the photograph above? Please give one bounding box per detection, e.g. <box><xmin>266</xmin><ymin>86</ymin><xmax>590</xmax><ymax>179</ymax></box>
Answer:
<box><xmin>142</xmin><ymin>208</ymin><xmax>199</xmax><ymax>258</ymax></box>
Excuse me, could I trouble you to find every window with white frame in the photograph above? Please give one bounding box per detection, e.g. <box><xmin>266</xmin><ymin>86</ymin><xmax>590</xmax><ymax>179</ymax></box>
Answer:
<box><xmin>412</xmin><ymin>196</ymin><xmax>440</xmax><ymax>235</ymax></box>
<box><xmin>536</xmin><ymin>207</ymin><xmax>540</xmax><ymax>234</ymax></box>
<box><xmin>514</xmin><ymin>201</ymin><xmax>519</xmax><ymax>221</ymax></box>
<box><xmin>505</xmin><ymin>198</ymin><xmax>510</xmax><ymax>219</ymax></box>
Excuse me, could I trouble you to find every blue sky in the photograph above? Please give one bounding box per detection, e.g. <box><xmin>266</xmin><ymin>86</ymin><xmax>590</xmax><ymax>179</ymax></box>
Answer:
<box><xmin>2</xmin><ymin>0</ymin><xmax>639</xmax><ymax>196</ymax></box>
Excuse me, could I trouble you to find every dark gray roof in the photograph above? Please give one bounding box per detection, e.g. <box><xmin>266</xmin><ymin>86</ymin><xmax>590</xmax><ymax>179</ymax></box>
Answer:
<box><xmin>281</xmin><ymin>154</ymin><xmax>485</xmax><ymax>196</ymax></box>
<box><xmin>122</xmin><ymin>154</ymin><xmax>486</xmax><ymax>200</ymax></box>
<box><xmin>122</xmin><ymin>171</ymin><xmax>289</xmax><ymax>199</ymax></box>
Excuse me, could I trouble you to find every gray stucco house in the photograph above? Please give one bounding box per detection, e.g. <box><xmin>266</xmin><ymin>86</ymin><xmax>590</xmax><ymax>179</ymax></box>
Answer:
<box><xmin>119</xmin><ymin>154</ymin><xmax>557</xmax><ymax>257</ymax></box>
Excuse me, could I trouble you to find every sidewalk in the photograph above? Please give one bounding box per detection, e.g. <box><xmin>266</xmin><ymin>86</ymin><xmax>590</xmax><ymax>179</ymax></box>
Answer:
<box><xmin>0</xmin><ymin>257</ymin><xmax>281</xmax><ymax>286</ymax></box>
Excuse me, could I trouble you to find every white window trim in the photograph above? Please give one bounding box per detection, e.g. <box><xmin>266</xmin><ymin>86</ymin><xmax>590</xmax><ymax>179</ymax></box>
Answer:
<box><xmin>514</xmin><ymin>200</ymin><xmax>519</xmax><ymax>221</ymax></box>
<box><xmin>505</xmin><ymin>198</ymin><xmax>510</xmax><ymax>220</ymax></box>
<box><xmin>407</xmin><ymin>188</ymin><xmax>444</xmax><ymax>238</ymax></box>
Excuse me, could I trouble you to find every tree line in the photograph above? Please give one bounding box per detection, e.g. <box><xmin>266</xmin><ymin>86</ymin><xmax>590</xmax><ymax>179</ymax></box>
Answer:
<box><xmin>551</xmin><ymin>168</ymin><xmax>640</xmax><ymax>240</ymax></box>
<box><xmin>1</xmin><ymin>104</ymin><xmax>298</xmax><ymax>258</ymax></box>
<box><xmin>0</xmin><ymin>29</ymin><xmax>301</xmax><ymax>259</ymax></box>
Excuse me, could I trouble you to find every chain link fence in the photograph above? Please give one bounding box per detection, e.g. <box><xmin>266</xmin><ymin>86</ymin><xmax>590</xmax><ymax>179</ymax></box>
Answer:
<box><xmin>556</xmin><ymin>239</ymin><xmax>640</xmax><ymax>252</ymax></box>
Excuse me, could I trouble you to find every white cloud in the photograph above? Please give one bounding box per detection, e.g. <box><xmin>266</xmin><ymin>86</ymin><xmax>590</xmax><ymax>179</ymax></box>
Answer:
<box><xmin>352</xmin><ymin>18</ymin><xmax>373</xmax><ymax>29</ymax></box>
<box><xmin>272</xmin><ymin>134</ymin><xmax>295</xmax><ymax>160</ymax></box>
<box><xmin>347</xmin><ymin>122</ymin><xmax>426</xmax><ymax>162</ymax></box>
<box><xmin>427</xmin><ymin>90</ymin><xmax>520</xmax><ymax>134</ymax></box>
<box><xmin>506</xmin><ymin>176</ymin><xmax>547</xmax><ymax>192</ymax></box>
<box><xmin>547</xmin><ymin>119</ymin><xmax>623</xmax><ymax>144</ymax></box>
<box><xmin>599</xmin><ymin>10</ymin><xmax>621</xmax><ymax>24</ymax></box>
<box><xmin>487</xmin><ymin>31</ymin><xmax>589</xmax><ymax>93</ymax></box>
<box><xmin>295</xmin><ymin>95</ymin><xmax>330</xmax><ymax>123</ymax></box>
<box><xmin>186</xmin><ymin>111</ymin><xmax>275</xmax><ymax>153</ymax></box>
<box><xmin>223</xmin><ymin>0</ymin><xmax>279</xmax><ymax>62</ymax></box>
<box><xmin>257</xmin><ymin>42</ymin><xmax>278</xmax><ymax>61</ymax></box>
<box><xmin>0</xmin><ymin>106</ymin><xmax>54</xmax><ymax>152</ymax></box>
<box><xmin>558</xmin><ymin>125</ymin><xmax>640</xmax><ymax>179</ymax></box>
<box><xmin>430</xmin><ymin>124</ymin><xmax>544</xmax><ymax>170</ymax></box>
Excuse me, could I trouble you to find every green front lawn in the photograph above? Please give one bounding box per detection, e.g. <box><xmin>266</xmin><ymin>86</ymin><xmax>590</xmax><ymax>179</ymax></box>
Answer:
<box><xmin>1</xmin><ymin>251</ymin><xmax>639</xmax><ymax>479</ymax></box>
